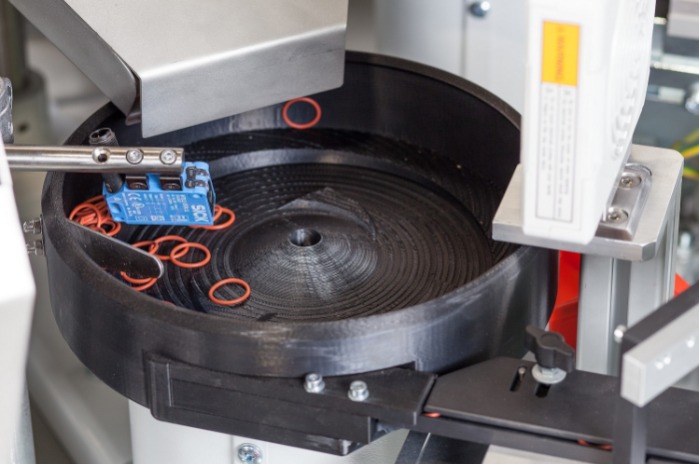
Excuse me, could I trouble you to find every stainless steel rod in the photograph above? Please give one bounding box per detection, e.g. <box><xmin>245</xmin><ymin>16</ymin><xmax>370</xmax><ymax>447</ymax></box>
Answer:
<box><xmin>5</xmin><ymin>144</ymin><xmax>184</xmax><ymax>174</ymax></box>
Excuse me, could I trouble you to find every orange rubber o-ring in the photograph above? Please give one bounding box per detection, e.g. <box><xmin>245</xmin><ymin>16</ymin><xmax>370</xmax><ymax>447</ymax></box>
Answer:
<box><xmin>120</xmin><ymin>271</ymin><xmax>154</xmax><ymax>285</ymax></box>
<box><xmin>212</xmin><ymin>204</ymin><xmax>223</xmax><ymax>221</ymax></box>
<box><xmin>78</xmin><ymin>214</ymin><xmax>99</xmax><ymax>226</ymax></box>
<box><xmin>94</xmin><ymin>202</ymin><xmax>109</xmax><ymax>215</ymax></box>
<box><xmin>131</xmin><ymin>277</ymin><xmax>158</xmax><ymax>291</ymax></box>
<box><xmin>101</xmin><ymin>220</ymin><xmax>122</xmax><ymax>237</ymax></box>
<box><xmin>193</xmin><ymin>206</ymin><xmax>235</xmax><ymax>231</ymax></box>
<box><xmin>576</xmin><ymin>440</ymin><xmax>612</xmax><ymax>451</ymax></box>
<box><xmin>282</xmin><ymin>97</ymin><xmax>322</xmax><ymax>130</ymax></box>
<box><xmin>69</xmin><ymin>203</ymin><xmax>102</xmax><ymax>223</ymax></box>
<box><xmin>170</xmin><ymin>242</ymin><xmax>211</xmax><ymax>268</ymax></box>
<box><xmin>132</xmin><ymin>240</ymin><xmax>159</xmax><ymax>254</ymax></box>
<box><xmin>153</xmin><ymin>235</ymin><xmax>189</xmax><ymax>260</ymax></box>
<box><xmin>423</xmin><ymin>412</ymin><xmax>441</xmax><ymax>418</ymax></box>
<box><xmin>208</xmin><ymin>278</ymin><xmax>251</xmax><ymax>306</ymax></box>
<box><xmin>119</xmin><ymin>241</ymin><xmax>158</xmax><ymax>284</ymax></box>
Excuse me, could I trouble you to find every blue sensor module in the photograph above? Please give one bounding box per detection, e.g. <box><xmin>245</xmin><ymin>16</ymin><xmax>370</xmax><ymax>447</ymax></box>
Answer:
<box><xmin>104</xmin><ymin>161</ymin><xmax>216</xmax><ymax>226</ymax></box>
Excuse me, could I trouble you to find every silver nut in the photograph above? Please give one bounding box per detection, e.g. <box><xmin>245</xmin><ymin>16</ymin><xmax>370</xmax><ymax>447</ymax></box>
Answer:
<box><xmin>237</xmin><ymin>443</ymin><xmax>262</xmax><ymax>464</ymax></box>
<box><xmin>22</xmin><ymin>217</ymin><xmax>42</xmax><ymax>235</ymax></box>
<box><xmin>469</xmin><ymin>1</ymin><xmax>491</xmax><ymax>17</ymax></box>
<box><xmin>92</xmin><ymin>148</ymin><xmax>110</xmax><ymax>163</ymax></box>
<box><xmin>126</xmin><ymin>148</ymin><xmax>144</xmax><ymax>165</ymax></box>
<box><xmin>613</xmin><ymin>325</ymin><xmax>627</xmax><ymax>344</ymax></box>
<box><xmin>348</xmin><ymin>380</ymin><xmax>369</xmax><ymax>402</ymax></box>
<box><xmin>304</xmin><ymin>373</ymin><xmax>325</xmax><ymax>393</ymax></box>
<box><xmin>159</xmin><ymin>149</ymin><xmax>177</xmax><ymax>165</ymax></box>
<box><xmin>26</xmin><ymin>239</ymin><xmax>44</xmax><ymax>256</ymax></box>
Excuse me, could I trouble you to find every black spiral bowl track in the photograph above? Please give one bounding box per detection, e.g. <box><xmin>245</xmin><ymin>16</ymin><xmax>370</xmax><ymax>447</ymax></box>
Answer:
<box><xmin>41</xmin><ymin>53</ymin><xmax>557</xmax><ymax>407</ymax></box>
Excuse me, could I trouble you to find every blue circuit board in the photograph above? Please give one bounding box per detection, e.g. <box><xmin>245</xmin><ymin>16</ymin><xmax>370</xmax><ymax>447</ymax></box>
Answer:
<box><xmin>104</xmin><ymin>161</ymin><xmax>216</xmax><ymax>225</ymax></box>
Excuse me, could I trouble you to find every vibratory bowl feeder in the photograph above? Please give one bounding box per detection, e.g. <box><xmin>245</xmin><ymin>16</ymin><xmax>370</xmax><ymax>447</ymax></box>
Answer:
<box><xmin>40</xmin><ymin>53</ymin><xmax>556</xmax><ymax>455</ymax></box>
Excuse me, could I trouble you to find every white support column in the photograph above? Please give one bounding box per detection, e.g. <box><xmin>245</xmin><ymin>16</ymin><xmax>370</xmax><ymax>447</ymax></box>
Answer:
<box><xmin>0</xmin><ymin>140</ymin><xmax>36</xmax><ymax>463</ymax></box>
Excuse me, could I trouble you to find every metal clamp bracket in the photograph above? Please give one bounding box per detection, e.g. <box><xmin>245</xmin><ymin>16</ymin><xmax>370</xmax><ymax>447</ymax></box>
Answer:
<box><xmin>493</xmin><ymin>145</ymin><xmax>682</xmax><ymax>261</ymax></box>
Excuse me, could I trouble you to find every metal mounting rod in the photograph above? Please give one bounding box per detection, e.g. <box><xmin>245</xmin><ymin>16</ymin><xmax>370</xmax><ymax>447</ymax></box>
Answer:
<box><xmin>5</xmin><ymin>144</ymin><xmax>184</xmax><ymax>174</ymax></box>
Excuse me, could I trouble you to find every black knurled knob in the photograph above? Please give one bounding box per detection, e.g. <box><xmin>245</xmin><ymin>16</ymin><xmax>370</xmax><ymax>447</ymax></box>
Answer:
<box><xmin>525</xmin><ymin>325</ymin><xmax>576</xmax><ymax>373</ymax></box>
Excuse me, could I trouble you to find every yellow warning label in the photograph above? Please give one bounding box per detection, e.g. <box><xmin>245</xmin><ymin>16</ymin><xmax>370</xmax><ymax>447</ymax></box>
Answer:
<box><xmin>541</xmin><ymin>21</ymin><xmax>580</xmax><ymax>87</ymax></box>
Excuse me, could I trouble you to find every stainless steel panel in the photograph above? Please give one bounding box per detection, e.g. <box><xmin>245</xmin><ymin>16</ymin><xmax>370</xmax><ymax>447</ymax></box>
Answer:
<box><xmin>13</xmin><ymin>0</ymin><xmax>348</xmax><ymax>137</ymax></box>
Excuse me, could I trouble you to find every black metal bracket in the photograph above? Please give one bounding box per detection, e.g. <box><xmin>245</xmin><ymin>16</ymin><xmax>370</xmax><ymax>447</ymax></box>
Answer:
<box><xmin>145</xmin><ymin>354</ymin><xmax>436</xmax><ymax>456</ymax></box>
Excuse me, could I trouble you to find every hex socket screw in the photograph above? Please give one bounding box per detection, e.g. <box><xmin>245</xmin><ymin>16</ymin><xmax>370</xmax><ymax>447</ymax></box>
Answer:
<box><xmin>348</xmin><ymin>380</ymin><xmax>369</xmax><ymax>402</ymax></box>
<box><xmin>604</xmin><ymin>207</ymin><xmax>628</xmax><ymax>224</ymax></box>
<box><xmin>237</xmin><ymin>443</ymin><xmax>262</xmax><ymax>464</ymax></box>
<box><xmin>126</xmin><ymin>148</ymin><xmax>144</xmax><ymax>164</ymax></box>
<box><xmin>619</xmin><ymin>174</ymin><xmax>640</xmax><ymax>188</ymax></box>
<box><xmin>159</xmin><ymin>149</ymin><xmax>177</xmax><ymax>165</ymax></box>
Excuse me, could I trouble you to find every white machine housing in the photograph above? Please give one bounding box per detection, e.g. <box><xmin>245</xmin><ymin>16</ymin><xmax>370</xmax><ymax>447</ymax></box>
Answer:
<box><xmin>521</xmin><ymin>0</ymin><xmax>656</xmax><ymax>244</ymax></box>
<box><xmin>0</xmin><ymin>139</ymin><xmax>35</xmax><ymax>462</ymax></box>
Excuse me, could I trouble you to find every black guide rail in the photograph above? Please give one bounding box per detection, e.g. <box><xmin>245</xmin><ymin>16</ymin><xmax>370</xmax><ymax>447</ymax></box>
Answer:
<box><xmin>423</xmin><ymin>357</ymin><xmax>699</xmax><ymax>463</ymax></box>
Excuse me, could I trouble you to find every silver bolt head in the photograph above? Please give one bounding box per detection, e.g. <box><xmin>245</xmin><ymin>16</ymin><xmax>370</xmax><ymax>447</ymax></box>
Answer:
<box><xmin>348</xmin><ymin>380</ymin><xmax>369</xmax><ymax>402</ymax></box>
<box><xmin>126</xmin><ymin>148</ymin><xmax>144</xmax><ymax>164</ymax></box>
<box><xmin>237</xmin><ymin>443</ymin><xmax>262</xmax><ymax>464</ymax></box>
<box><xmin>685</xmin><ymin>83</ymin><xmax>699</xmax><ymax>115</ymax></box>
<box><xmin>304</xmin><ymin>373</ymin><xmax>325</xmax><ymax>393</ymax></box>
<box><xmin>679</xmin><ymin>231</ymin><xmax>693</xmax><ymax>249</ymax></box>
<box><xmin>469</xmin><ymin>1</ymin><xmax>491</xmax><ymax>17</ymax></box>
<box><xmin>614</xmin><ymin>325</ymin><xmax>627</xmax><ymax>344</ymax></box>
<box><xmin>159</xmin><ymin>149</ymin><xmax>177</xmax><ymax>165</ymax></box>
<box><xmin>619</xmin><ymin>174</ymin><xmax>641</xmax><ymax>188</ymax></box>
<box><xmin>604</xmin><ymin>207</ymin><xmax>628</xmax><ymax>224</ymax></box>
<box><xmin>686</xmin><ymin>99</ymin><xmax>699</xmax><ymax>115</ymax></box>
